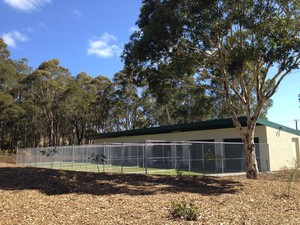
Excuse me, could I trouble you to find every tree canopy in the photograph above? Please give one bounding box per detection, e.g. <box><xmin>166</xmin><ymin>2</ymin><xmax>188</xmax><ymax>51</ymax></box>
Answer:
<box><xmin>0</xmin><ymin>39</ymin><xmax>217</xmax><ymax>150</ymax></box>
<box><xmin>1</xmin><ymin>0</ymin><xmax>295</xmax><ymax>180</ymax></box>
<box><xmin>123</xmin><ymin>0</ymin><xmax>300</xmax><ymax>178</ymax></box>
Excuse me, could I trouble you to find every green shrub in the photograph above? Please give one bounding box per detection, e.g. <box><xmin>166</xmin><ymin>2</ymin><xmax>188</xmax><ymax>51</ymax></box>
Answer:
<box><xmin>282</xmin><ymin>159</ymin><xmax>300</xmax><ymax>197</ymax></box>
<box><xmin>175</xmin><ymin>167</ymin><xmax>183</xmax><ymax>177</ymax></box>
<box><xmin>170</xmin><ymin>197</ymin><xmax>198</xmax><ymax>221</ymax></box>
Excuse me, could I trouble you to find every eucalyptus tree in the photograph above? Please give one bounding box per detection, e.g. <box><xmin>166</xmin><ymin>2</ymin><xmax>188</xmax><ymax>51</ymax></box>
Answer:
<box><xmin>142</xmin><ymin>76</ymin><xmax>212</xmax><ymax>126</ymax></box>
<box><xmin>60</xmin><ymin>72</ymin><xmax>96</xmax><ymax>145</ymax></box>
<box><xmin>123</xmin><ymin>0</ymin><xmax>300</xmax><ymax>179</ymax></box>
<box><xmin>24</xmin><ymin>59</ymin><xmax>71</xmax><ymax>147</ymax></box>
<box><xmin>173</xmin><ymin>79</ymin><xmax>212</xmax><ymax>123</ymax></box>
<box><xmin>209</xmin><ymin>80</ymin><xmax>273</xmax><ymax>120</ymax></box>
<box><xmin>0</xmin><ymin>38</ymin><xmax>10</xmax><ymax>61</ymax></box>
<box><xmin>6</xmin><ymin>59</ymin><xmax>32</xmax><ymax>149</ymax></box>
<box><xmin>0</xmin><ymin>39</ymin><xmax>31</xmax><ymax>150</ymax></box>
<box><xmin>0</xmin><ymin>43</ymin><xmax>15</xmax><ymax>149</ymax></box>
<box><xmin>111</xmin><ymin>71</ymin><xmax>146</xmax><ymax>130</ymax></box>
<box><xmin>90</xmin><ymin>75</ymin><xmax>114</xmax><ymax>133</ymax></box>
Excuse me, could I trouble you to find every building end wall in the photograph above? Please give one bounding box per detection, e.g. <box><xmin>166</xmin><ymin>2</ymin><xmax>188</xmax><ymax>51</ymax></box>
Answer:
<box><xmin>266</xmin><ymin>126</ymin><xmax>300</xmax><ymax>171</ymax></box>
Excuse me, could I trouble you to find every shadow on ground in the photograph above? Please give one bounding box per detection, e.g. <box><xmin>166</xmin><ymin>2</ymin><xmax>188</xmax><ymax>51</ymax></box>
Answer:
<box><xmin>0</xmin><ymin>166</ymin><xmax>243</xmax><ymax>196</ymax></box>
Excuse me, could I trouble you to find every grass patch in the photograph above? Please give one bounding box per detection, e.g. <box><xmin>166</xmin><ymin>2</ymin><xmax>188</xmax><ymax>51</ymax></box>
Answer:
<box><xmin>22</xmin><ymin>162</ymin><xmax>206</xmax><ymax>175</ymax></box>
<box><xmin>149</xmin><ymin>169</ymin><xmax>204</xmax><ymax>176</ymax></box>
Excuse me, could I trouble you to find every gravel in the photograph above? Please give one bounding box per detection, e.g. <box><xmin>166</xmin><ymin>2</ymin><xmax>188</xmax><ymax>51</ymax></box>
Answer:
<box><xmin>0</xmin><ymin>155</ymin><xmax>299</xmax><ymax>225</ymax></box>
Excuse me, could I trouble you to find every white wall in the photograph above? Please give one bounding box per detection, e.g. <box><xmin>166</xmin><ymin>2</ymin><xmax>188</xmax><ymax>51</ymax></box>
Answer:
<box><xmin>94</xmin><ymin>126</ymin><xmax>267</xmax><ymax>144</ymax></box>
<box><xmin>266</xmin><ymin>126</ymin><xmax>300</xmax><ymax>171</ymax></box>
<box><xmin>93</xmin><ymin>125</ymin><xmax>300</xmax><ymax>172</ymax></box>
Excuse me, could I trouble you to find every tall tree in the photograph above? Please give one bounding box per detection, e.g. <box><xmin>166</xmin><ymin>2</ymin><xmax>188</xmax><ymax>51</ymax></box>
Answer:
<box><xmin>0</xmin><ymin>38</ymin><xmax>10</xmax><ymax>61</ymax></box>
<box><xmin>24</xmin><ymin>59</ymin><xmax>71</xmax><ymax>147</ymax></box>
<box><xmin>123</xmin><ymin>0</ymin><xmax>300</xmax><ymax>179</ymax></box>
<box><xmin>90</xmin><ymin>75</ymin><xmax>114</xmax><ymax>133</ymax></box>
<box><xmin>111</xmin><ymin>71</ymin><xmax>148</xmax><ymax>130</ymax></box>
<box><xmin>0</xmin><ymin>39</ymin><xmax>31</xmax><ymax>151</ymax></box>
<box><xmin>61</xmin><ymin>72</ymin><xmax>95</xmax><ymax>145</ymax></box>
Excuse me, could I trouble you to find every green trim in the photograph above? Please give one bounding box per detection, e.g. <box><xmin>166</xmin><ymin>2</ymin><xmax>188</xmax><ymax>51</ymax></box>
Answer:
<box><xmin>87</xmin><ymin>117</ymin><xmax>300</xmax><ymax>140</ymax></box>
<box><xmin>257</xmin><ymin>118</ymin><xmax>300</xmax><ymax>136</ymax></box>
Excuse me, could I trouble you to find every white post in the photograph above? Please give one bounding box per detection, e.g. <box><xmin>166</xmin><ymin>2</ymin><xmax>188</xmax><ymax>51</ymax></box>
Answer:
<box><xmin>221</xmin><ymin>143</ymin><xmax>224</xmax><ymax>173</ymax></box>
<box><xmin>85</xmin><ymin>146</ymin><xmax>88</xmax><ymax>172</ymax></box>
<box><xmin>144</xmin><ymin>140</ymin><xmax>148</xmax><ymax>174</ymax></box>
<box><xmin>72</xmin><ymin>145</ymin><xmax>74</xmax><ymax>170</ymax></box>
<box><xmin>201</xmin><ymin>143</ymin><xmax>204</xmax><ymax>170</ymax></box>
<box><xmin>121</xmin><ymin>143</ymin><xmax>124</xmax><ymax>173</ymax></box>
<box><xmin>188</xmin><ymin>144</ymin><xmax>191</xmax><ymax>173</ymax></box>
<box><xmin>35</xmin><ymin>148</ymin><xmax>38</xmax><ymax>167</ymax></box>
<box><xmin>173</xmin><ymin>143</ymin><xmax>177</xmax><ymax>170</ymax></box>
<box><xmin>103</xmin><ymin>143</ymin><xmax>106</xmax><ymax>172</ymax></box>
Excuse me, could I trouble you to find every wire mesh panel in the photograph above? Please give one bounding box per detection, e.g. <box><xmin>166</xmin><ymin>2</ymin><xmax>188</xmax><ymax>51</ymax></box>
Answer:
<box><xmin>16</xmin><ymin>141</ymin><xmax>270</xmax><ymax>174</ymax></box>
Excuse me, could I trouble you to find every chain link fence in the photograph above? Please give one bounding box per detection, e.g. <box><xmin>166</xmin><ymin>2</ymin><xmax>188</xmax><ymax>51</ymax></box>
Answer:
<box><xmin>16</xmin><ymin>141</ymin><xmax>269</xmax><ymax>174</ymax></box>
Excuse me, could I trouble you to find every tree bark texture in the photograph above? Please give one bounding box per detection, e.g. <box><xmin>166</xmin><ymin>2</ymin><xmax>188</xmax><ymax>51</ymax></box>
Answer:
<box><xmin>244</xmin><ymin>141</ymin><xmax>259</xmax><ymax>179</ymax></box>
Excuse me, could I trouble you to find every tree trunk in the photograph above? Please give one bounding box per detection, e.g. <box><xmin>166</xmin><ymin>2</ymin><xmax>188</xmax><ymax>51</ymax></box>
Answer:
<box><xmin>231</xmin><ymin>116</ymin><xmax>259</xmax><ymax>179</ymax></box>
<box><xmin>244</xmin><ymin>140</ymin><xmax>259</xmax><ymax>179</ymax></box>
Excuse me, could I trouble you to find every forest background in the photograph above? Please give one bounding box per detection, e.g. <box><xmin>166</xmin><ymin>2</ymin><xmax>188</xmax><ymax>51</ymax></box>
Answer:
<box><xmin>1</xmin><ymin>0</ymin><xmax>299</xmax><ymax>151</ymax></box>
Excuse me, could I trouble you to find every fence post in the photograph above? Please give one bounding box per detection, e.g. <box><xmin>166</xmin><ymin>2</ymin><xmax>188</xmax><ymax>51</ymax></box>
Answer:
<box><xmin>201</xmin><ymin>143</ymin><xmax>204</xmax><ymax>170</ymax></box>
<box><xmin>72</xmin><ymin>145</ymin><xmax>74</xmax><ymax>170</ymax></box>
<box><xmin>35</xmin><ymin>148</ymin><xmax>38</xmax><ymax>167</ymax></box>
<box><xmin>144</xmin><ymin>140</ymin><xmax>148</xmax><ymax>174</ymax></box>
<box><xmin>16</xmin><ymin>147</ymin><xmax>19</xmax><ymax>165</ymax></box>
<box><xmin>121</xmin><ymin>143</ymin><xmax>124</xmax><ymax>173</ymax></box>
<box><xmin>85</xmin><ymin>146</ymin><xmax>88</xmax><ymax>172</ymax></box>
<box><xmin>221</xmin><ymin>143</ymin><xmax>224</xmax><ymax>173</ymax></box>
<box><xmin>61</xmin><ymin>147</ymin><xmax>64</xmax><ymax>170</ymax></box>
<box><xmin>188</xmin><ymin>143</ymin><xmax>191</xmax><ymax>173</ymax></box>
<box><xmin>103</xmin><ymin>143</ymin><xmax>106</xmax><ymax>172</ymax></box>
<box><xmin>174</xmin><ymin>143</ymin><xmax>177</xmax><ymax>170</ymax></box>
<box><xmin>136</xmin><ymin>145</ymin><xmax>139</xmax><ymax>167</ymax></box>
<box><xmin>103</xmin><ymin>143</ymin><xmax>106</xmax><ymax>160</ymax></box>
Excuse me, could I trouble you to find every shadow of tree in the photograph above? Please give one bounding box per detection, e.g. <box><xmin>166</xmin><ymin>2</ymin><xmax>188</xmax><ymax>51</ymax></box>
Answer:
<box><xmin>0</xmin><ymin>166</ymin><xmax>243</xmax><ymax>196</ymax></box>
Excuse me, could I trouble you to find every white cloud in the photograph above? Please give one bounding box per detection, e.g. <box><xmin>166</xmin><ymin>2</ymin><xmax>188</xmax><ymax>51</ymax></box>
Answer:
<box><xmin>87</xmin><ymin>33</ymin><xmax>121</xmax><ymax>58</ymax></box>
<box><xmin>72</xmin><ymin>9</ymin><xmax>82</xmax><ymax>19</ymax></box>
<box><xmin>25</xmin><ymin>27</ymin><xmax>34</xmax><ymax>32</ymax></box>
<box><xmin>2</xmin><ymin>30</ymin><xmax>29</xmax><ymax>48</ymax></box>
<box><xmin>3</xmin><ymin>0</ymin><xmax>51</xmax><ymax>12</ymax></box>
<box><xmin>38</xmin><ymin>22</ymin><xmax>47</xmax><ymax>29</ymax></box>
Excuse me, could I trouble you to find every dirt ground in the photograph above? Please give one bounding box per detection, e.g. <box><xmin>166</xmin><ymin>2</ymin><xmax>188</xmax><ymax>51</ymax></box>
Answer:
<box><xmin>0</xmin><ymin>154</ymin><xmax>300</xmax><ymax>225</ymax></box>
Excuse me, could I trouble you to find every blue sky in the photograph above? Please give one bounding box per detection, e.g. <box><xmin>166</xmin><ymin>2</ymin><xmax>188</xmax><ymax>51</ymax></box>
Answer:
<box><xmin>1</xmin><ymin>0</ymin><xmax>300</xmax><ymax>129</ymax></box>
<box><xmin>0</xmin><ymin>0</ymin><xmax>141</xmax><ymax>77</ymax></box>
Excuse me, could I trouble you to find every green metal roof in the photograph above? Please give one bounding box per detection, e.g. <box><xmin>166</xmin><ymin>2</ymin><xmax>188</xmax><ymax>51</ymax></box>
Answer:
<box><xmin>86</xmin><ymin>117</ymin><xmax>300</xmax><ymax>140</ymax></box>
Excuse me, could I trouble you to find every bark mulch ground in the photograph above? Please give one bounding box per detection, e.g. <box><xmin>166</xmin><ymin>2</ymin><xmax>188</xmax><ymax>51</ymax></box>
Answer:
<box><xmin>0</xmin><ymin>154</ymin><xmax>299</xmax><ymax>224</ymax></box>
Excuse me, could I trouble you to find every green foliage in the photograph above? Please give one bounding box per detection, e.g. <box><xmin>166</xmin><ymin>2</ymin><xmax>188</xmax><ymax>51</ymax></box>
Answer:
<box><xmin>170</xmin><ymin>197</ymin><xmax>198</xmax><ymax>221</ymax></box>
<box><xmin>175</xmin><ymin>167</ymin><xmax>183</xmax><ymax>177</ymax></box>
<box><xmin>203</xmin><ymin>151</ymin><xmax>223</xmax><ymax>173</ymax></box>
<box><xmin>123</xmin><ymin>0</ymin><xmax>300</xmax><ymax>179</ymax></box>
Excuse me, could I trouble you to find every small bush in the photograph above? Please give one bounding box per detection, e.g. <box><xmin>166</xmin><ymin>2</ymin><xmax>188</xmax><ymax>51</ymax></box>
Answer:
<box><xmin>89</xmin><ymin>153</ymin><xmax>106</xmax><ymax>173</ymax></box>
<box><xmin>39</xmin><ymin>147</ymin><xmax>57</xmax><ymax>169</ymax></box>
<box><xmin>170</xmin><ymin>197</ymin><xmax>198</xmax><ymax>221</ymax></box>
<box><xmin>282</xmin><ymin>159</ymin><xmax>300</xmax><ymax>197</ymax></box>
<box><xmin>175</xmin><ymin>168</ymin><xmax>183</xmax><ymax>177</ymax></box>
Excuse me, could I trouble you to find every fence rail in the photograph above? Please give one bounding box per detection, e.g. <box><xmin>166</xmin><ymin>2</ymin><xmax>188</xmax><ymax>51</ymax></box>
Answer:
<box><xmin>16</xmin><ymin>141</ymin><xmax>269</xmax><ymax>174</ymax></box>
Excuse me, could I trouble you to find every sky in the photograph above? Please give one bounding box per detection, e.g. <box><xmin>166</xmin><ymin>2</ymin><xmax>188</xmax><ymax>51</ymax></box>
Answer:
<box><xmin>0</xmin><ymin>0</ymin><xmax>300</xmax><ymax>129</ymax></box>
<box><xmin>0</xmin><ymin>0</ymin><xmax>142</xmax><ymax>77</ymax></box>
